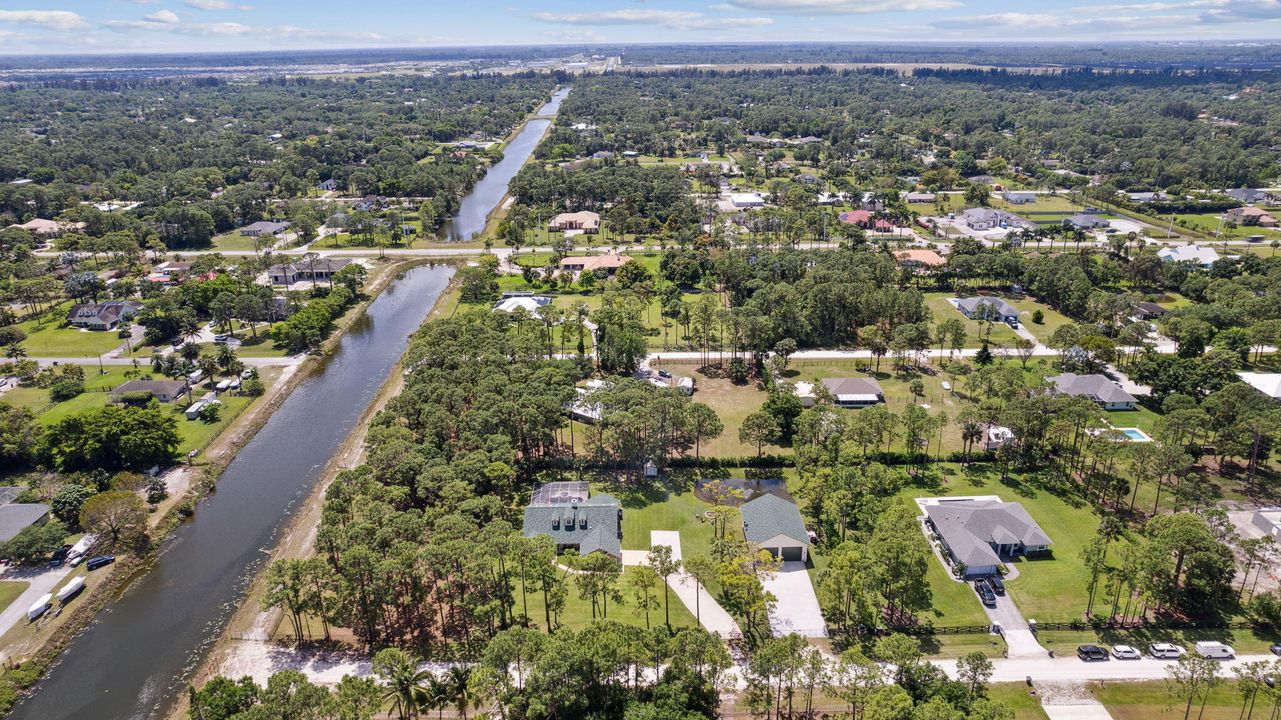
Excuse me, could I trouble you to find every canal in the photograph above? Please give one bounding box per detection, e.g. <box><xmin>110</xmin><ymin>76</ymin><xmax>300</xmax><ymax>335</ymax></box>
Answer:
<box><xmin>10</xmin><ymin>264</ymin><xmax>454</xmax><ymax>720</ymax></box>
<box><xmin>440</xmin><ymin>85</ymin><xmax>570</xmax><ymax>241</ymax></box>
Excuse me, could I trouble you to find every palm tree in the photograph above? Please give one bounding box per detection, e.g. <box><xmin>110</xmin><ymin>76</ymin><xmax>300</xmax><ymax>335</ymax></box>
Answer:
<box><xmin>448</xmin><ymin>666</ymin><xmax>479</xmax><ymax>720</ymax></box>
<box><xmin>4</xmin><ymin>343</ymin><xmax>25</xmax><ymax>360</ymax></box>
<box><xmin>372</xmin><ymin>648</ymin><xmax>432</xmax><ymax>720</ymax></box>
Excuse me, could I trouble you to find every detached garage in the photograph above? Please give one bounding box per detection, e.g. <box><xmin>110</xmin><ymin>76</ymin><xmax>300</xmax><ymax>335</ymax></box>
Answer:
<box><xmin>741</xmin><ymin>494</ymin><xmax>810</xmax><ymax>563</ymax></box>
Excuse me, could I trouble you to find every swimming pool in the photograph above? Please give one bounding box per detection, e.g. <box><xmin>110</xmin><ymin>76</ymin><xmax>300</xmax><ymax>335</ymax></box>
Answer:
<box><xmin>1117</xmin><ymin>427</ymin><xmax>1152</xmax><ymax>442</ymax></box>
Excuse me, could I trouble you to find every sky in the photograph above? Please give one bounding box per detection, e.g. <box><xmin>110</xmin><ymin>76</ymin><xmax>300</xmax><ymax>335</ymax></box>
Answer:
<box><xmin>0</xmin><ymin>0</ymin><xmax>1280</xmax><ymax>55</ymax></box>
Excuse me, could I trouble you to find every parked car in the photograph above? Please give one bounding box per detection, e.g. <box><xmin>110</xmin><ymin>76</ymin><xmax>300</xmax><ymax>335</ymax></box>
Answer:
<box><xmin>1112</xmin><ymin>645</ymin><xmax>1141</xmax><ymax>660</ymax></box>
<box><xmin>1270</xmin><ymin>643</ymin><xmax>1281</xmax><ymax>657</ymax></box>
<box><xmin>85</xmin><ymin>555</ymin><xmax>115</xmax><ymax>571</ymax></box>
<box><xmin>657</xmin><ymin>370</ymin><xmax>672</xmax><ymax>379</ymax></box>
<box><xmin>973</xmin><ymin>580</ymin><xmax>996</xmax><ymax>607</ymax></box>
<box><xmin>987</xmin><ymin>575</ymin><xmax>1005</xmax><ymax>595</ymax></box>
<box><xmin>48</xmin><ymin>545</ymin><xmax>71</xmax><ymax>567</ymax></box>
<box><xmin>1077</xmin><ymin>645</ymin><xmax>1108</xmax><ymax>661</ymax></box>
<box><xmin>1149</xmin><ymin>643</ymin><xmax>1186</xmax><ymax>659</ymax></box>
<box><xmin>240</xmin><ymin>369</ymin><xmax>254</xmax><ymax>380</ymax></box>
<box><xmin>213</xmin><ymin>334</ymin><xmax>230</xmax><ymax>344</ymax></box>
<box><xmin>1194</xmin><ymin>641</ymin><xmax>1235</xmax><ymax>659</ymax></box>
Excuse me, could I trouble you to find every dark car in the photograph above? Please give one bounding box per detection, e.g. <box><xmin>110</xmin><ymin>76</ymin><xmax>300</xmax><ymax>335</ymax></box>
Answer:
<box><xmin>1078</xmin><ymin>645</ymin><xmax>1109</xmax><ymax>661</ymax></box>
<box><xmin>48</xmin><ymin>545</ymin><xmax>71</xmax><ymax>567</ymax></box>
<box><xmin>1271</xmin><ymin>643</ymin><xmax>1281</xmax><ymax>657</ymax></box>
<box><xmin>987</xmin><ymin>575</ymin><xmax>1006</xmax><ymax>595</ymax></box>
<box><xmin>85</xmin><ymin>555</ymin><xmax>115</xmax><ymax>571</ymax></box>
<box><xmin>657</xmin><ymin>370</ymin><xmax>672</xmax><ymax>379</ymax></box>
<box><xmin>973</xmin><ymin>580</ymin><xmax>996</xmax><ymax>607</ymax></box>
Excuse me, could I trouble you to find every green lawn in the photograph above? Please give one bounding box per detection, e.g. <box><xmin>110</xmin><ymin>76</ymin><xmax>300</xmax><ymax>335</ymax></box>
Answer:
<box><xmin>925</xmin><ymin>293</ymin><xmax>1021</xmax><ymax>348</ymax></box>
<box><xmin>604</xmin><ymin>478</ymin><xmax>723</xmax><ymax>560</ymax></box>
<box><xmin>1008</xmin><ymin>298</ymin><xmax>1074</xmax><ymax>344</ymax></box>
<box><xmin>211</xmin><ymin>231</ymin><xmax>270</xmax><ymax>253</ymax></box>
<box><xmin>2</xmin><ymin>364</ymin><xmax>261</xmax><ymax>457</ymax></box>
<box><xmin>0</xmin><ymin>581</ymin><xmax>28</xmax><ymax>615</ymax></box>
<box><xmin>1173</xmin><ymin>213</ymin><xmax>1281</xmax><ymax>241</ymax></box>
<box><xmin>989</xmin><ymin>683</ymin><xmax>1050</xmax><ymax>720</ymax></box>
<box><xmin>513</xmin><ymin>566</ymin><xmax>699</xmax><ymax>632</ymax></box>
<box><xmin>650</xmin><ymin>365</ymin><xmax>771</xmax><ymax>457</ymax></box>
<box><xmin>17</xmin><ymin>305</ymin><xmax>129</xmax><ymax>357</ymax></box>
<box><xmin>1091</xmin><ymin>680</ymin><xmax>1259</xmax><ymax>720</ymax></box>
<box><xmin>991</xmin><ymin>194</ymin><xmax>1083</xmax><ymax>214</ymax></box>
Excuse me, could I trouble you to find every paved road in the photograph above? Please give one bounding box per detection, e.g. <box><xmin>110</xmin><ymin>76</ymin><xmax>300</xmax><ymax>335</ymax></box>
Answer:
<box><xmin>933</xmin><ymin>653</ymin><xmax>1279</xmax><ymax>683</ymax></box>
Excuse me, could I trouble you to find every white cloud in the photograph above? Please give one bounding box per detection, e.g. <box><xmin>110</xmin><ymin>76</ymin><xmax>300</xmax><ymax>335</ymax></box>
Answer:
<box><xmin>0</xmin><ymin>10</ymin><xmax>89</xmax><ymax>31</ymax></box>
<box><xmin>144</xmin><ymin>10</ymin><xmax>180</xmax><ymax>24</ymax></box>
<box><xmin>714</xmin><ymin>0</ymin><xmax>961</xmax><ymax>14</ymax></box>
<box><xmin>183</xmin><ymin>0</ymin><xmax>251</xmax><ymax>10</ymax></box>
<box><xmin>543</xmin><ymin>28</ymin><xmax>607</xmax><ymax>42</ymax></box>
<box><xmin>531</xmin><ymin>8</ymin><xmax>773</xmax><ymax>29</ymax></box>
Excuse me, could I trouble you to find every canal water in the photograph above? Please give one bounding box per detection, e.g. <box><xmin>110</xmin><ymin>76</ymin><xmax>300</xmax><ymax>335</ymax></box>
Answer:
<box><xmin>10</xmin><ymin>264</ymin><xmax>453</xmax><ymax>720</ymax></box>
<box><xmin>440</xmin><ymin>85</ymin><xmax>570</xmax><ymax>241</ymax></box>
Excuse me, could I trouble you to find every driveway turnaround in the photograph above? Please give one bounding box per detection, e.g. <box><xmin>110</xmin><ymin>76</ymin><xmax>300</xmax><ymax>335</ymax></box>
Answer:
<box><xmin>760</xmin><ymin>561</ymin><xmax>827</xmax><ymax>637</ymax></box>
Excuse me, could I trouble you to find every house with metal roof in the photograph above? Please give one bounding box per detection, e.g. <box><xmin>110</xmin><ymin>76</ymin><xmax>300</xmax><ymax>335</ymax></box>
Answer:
<box><xmin>924</xmin><ymin>498</ymin><xmax>1052</xmax><ymax>577</ymax></box>
<box><xmin>821</xmin><ymin>377</ymin><xmax>885</xmax><ymax>409</ymax></box>
<box><xmin>740</xmin><ymin>493</ymin><xmax>810</xmax><ymax>562</ymax></box>
<box><xmin>522</xmin><ymin>485</ymin><xmax>622</xmax><ymax>560</ymax></box>
<box><xmin>0</xmin><ymin>487</ymin><xmax>51</xmax><ymax>544</ymax></box>
<box><xmin>1048</xmin><ymin>373</ymin><xmax>1137</xmax><ymax>410</ymax></box>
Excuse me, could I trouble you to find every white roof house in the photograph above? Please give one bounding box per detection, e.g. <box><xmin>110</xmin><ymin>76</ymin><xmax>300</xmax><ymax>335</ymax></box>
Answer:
<box><xmin>494</xmin><ymin>295</ymin><xmax>552</xmax><ymax>314</ymax></box>
<box><xmin>730</xmin><ymin>192</ymin><xmax>766</xmax><ymax>209</ymax></box>
<box><xmin>1238</xmin><ymin>372</ymin><xmax>1281</xmax><ymax>400</ymax></box>
<box><xmin>1158</xmin><ymin>244</ymin><xmax>1221</xmax><ymax>267</ymax></box>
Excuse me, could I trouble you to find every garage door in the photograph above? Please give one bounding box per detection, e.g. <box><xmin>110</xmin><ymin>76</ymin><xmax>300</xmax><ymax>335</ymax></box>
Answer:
<box><xmin>780</xmin><ymin>546</ymin><xmax>803</xmax><ymax>562</ymax></box>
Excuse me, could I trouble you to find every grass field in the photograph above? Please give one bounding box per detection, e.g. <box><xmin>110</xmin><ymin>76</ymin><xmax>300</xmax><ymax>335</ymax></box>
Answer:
<box><xmin>1</xmin><ymin>363</ymin><xmax>266</xmax><ymax>457</ymax></box>
<box><xmin>604</xmin><ymin>477</ymin><xmax>724</xmax><ymax>560</ymax></box>
<box><xmin>924</xmin><ymin>293</ymin><xmax>1021</xmax><ymax>348</ymax></box>
<box><xmin>989</xmin><ymin>682</ymin><xmax>1050</xmax><ymax>720</ymax></box>
<box><xmin>1008</xmin><ymin>297</ymin><xmax>1074</xmax><ymax>344</ymax></box>
<box><xmin>17</xmin><ymin>305</ymin><xmax>129</xmax><ymax>357</ymax></box>
<box><xmin>210</xmin><ymin>231</ymin><xmax>269</xmax><ymax>253</ymax></box>
<box><xmin>514</xmin><ymin>566</ymin><xmax>699</xmax><ymax>632</ymax></box>
<box><xmin>1091</xmin><ymin>680</ymin><xmax>1263</xmax><ymax>720</ymax></box>
<box><xmin>1173</xmin><ymin>213</ymin><xmax>1281</xmax><ymax>241</ymax></box>
<box><xmin>0</xmin><ymin>581</ymin><xmax>28</xmax><ymax>615</ymax></box>
<box><xmin>649</xmin><ymin>365</ymin><xmax>772</xmax><ymax>457</ymax></box>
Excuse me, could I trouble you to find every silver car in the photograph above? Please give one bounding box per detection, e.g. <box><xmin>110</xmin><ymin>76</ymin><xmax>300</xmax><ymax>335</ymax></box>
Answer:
<box><xmin>1149</xmin><ymin>643</ymin><xmax>1186</xmax><ymax>659</ymax></box>
<box><xmin>1112</xmin><ymin>645</ymin><xmax>1141</xmax><ymax>660</ymax></box>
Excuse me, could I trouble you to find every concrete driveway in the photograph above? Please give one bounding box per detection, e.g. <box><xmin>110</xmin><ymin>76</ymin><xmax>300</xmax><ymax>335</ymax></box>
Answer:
<box><xmin>623</xmin><ymin>531</ymin><xmax>742</xmax><ymax>638</ymax></box>
<box><xmin>760</xmin><ymin>561</ymin><xmax>827</xmax><ymax>638</ymax></box>
<box><xmin>0</xmin><ymin>563</ymin><xmax>74</xmax><ymax>659</ymax></box>
<box><xmin>978</xmin><ymin>586</ymin><xmax>1047</xmax><ymax>658</ymax></box>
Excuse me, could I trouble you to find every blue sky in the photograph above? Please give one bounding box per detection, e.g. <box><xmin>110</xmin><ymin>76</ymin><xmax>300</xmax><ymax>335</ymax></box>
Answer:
<box><xmin>0</xmin><ymin>1</ymin><xmax>1279</xmax><ymax>54</ymax></box>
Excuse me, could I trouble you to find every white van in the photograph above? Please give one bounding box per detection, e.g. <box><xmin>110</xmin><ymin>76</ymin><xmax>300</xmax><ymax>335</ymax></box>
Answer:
<box><xmin>1194</xmin><ymin>641</ymin><xmax>1235</xmax><ymax>659</ymax></box>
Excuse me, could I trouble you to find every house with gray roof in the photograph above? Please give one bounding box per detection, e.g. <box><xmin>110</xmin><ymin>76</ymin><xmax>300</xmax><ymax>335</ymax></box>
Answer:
<box><xmin>0</xmin><ymin>487</ymin><xmax>50</xmax><ymax>544</ymax></box>
<box><xmin>741</xmin><ymin>493</ymin><xmax>810</xmax><ymax>562</ymax></box>
<box><xmin>961</xmin><ymin>208</ymin><xmax>1031</xmax><ymax>231</ymax></box>
<box><xmin>1225</xmin><ymin>188</ymin><xmax>1273</xmax><ymax>204</ymax></box>
<box><xmin>1048</xmin><ymin>372</ymin><xmax>1137</xmax><ymax>410</ymax></box>
<box><xmin>522</xmin><ymin>485</ymin><xmax>622</xmax><ymax>560</ymax></box>
<box><xmin>240</xmin><ymin>220</ymin><xmax>291</xmax><ymax>237</ymax></box>
<box><xmin>1002</xmin><ymin>191</ymin><xmax>1036</xmax><ymax>204</ymax></box>
<box><xmin>821</xmin><ymin>377</ymin><xmax>885</xmax><ymax>409</ymax></box>
<box><xmin>111</xmin><ymin>379</ymin><xmax>190</xmax><ymax>404</ymax></box>
<box><xmin>1065</xmin><ymin>214</ymin><xmax>1110</xmax><ymax>231</ymax></box>
<box><xmin>924</xmin><ymin>499</ymin><xmax>1052</xmax><ymax>577</ymax></box>
<box><xmin>953</xmin><ymin>296</ymin><xmax>1020</xmax><ymax>327</ymax></box>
